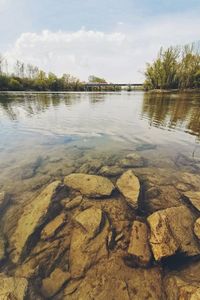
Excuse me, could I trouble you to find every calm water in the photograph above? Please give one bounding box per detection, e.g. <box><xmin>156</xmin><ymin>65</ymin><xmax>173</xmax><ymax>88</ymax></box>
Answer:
<box><xmin>0</xmin><ymin>91</ymin><xmax>200</xmax><ymax>196</ymax></box>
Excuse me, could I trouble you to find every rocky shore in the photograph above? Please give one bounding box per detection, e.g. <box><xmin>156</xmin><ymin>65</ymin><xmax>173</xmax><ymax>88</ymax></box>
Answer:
<box><xmin>0</xmin><ymin>152</ymin><xmax>200</xmax><ymax>299</ymax></box>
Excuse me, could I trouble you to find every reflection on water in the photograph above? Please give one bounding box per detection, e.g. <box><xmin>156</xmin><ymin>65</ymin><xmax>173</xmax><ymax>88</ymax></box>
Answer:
<box><xmin>142</xmin><ymin>93</ymin><xmax>200</xmax><ymax>140</ymax></box>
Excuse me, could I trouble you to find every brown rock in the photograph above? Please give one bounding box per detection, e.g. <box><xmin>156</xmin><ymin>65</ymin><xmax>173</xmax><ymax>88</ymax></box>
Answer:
<box><xmin>194</xmin><ymin>218</ymin><xmax>200</xmax><ymax>239</ymax></box>
<box><xmin>98</xmin><ymin>165</ymin><xmax>124</xmax><ymax>177</ymax></box>
<box><xmin>128</xmin><ymin>221</ymin><xmax>152</xmax><ymax>266</ymax></box>
<box><xmin>0</xmin><ymin>273</ymin><xmax>28</xmax><ymax>300</ymax></box>
<box><xmin>0</xmin><ymin>191</ymin><xmax>9</xmax><ymax>211</ymax></box>
<box><xmin>120</xmin><ymin>153</ymin><xmax>145</xmax><ymax>168</ymax></box>
<box><xmin>184</xmin><ymin>191</ymin><xmax>200</xmax><ymax>211</ymax></box>
<box><xmin>70</xmin><ymin>208</ymin><xmax>109</xmax><ymax>278</ymax></box>
<box><xmin>147</xmin><ymin>206</ymin><xmax>200</xmax><ymax>261</ymax></box>
<box><xmin>64</xmin><ymin>195</ymin><xmax>83</xmax><ymax>210</ymax></box>
<box><xmin>64</xmin><ymin>173</ymin><xmax>115</xmax><ymax>198</ymax></box>
<box><xmin>42</xmin><ymin>268</ymin><xmax>71</xmax><ymax>298</ymax></box>
<box><xmin>41</xmin><ymin>213</ymin><xmax>66</xmax><ymax>240</ymax></box>
<box><xmin>116</xmin><ymin>170</ymin><xmax>140</xmax><ymax>209</ymax></box>
<box><xmin>10</xmin><ymin>181</ymin><xmax>66</xmax><ymax>263</ymax></box>
<box><xmin>0</xmin><ymin>231</ymin><xmax>6</xmax><ymax>263</ymax></box>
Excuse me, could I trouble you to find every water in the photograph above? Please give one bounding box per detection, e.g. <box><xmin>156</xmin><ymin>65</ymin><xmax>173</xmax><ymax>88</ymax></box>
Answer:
<box><xmin>0</xmin><ymin>91</ymin><xmax>200</xmax><ymax>197</ymax></box>
<box><xmin>1</xmin><ymin>91</ymin><xmax>200</xmax><ymax>298</ymax></box>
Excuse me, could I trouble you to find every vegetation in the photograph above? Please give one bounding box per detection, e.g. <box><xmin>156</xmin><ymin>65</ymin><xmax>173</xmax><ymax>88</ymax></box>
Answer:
<box><xmin>144</xmin><ymin>43</ymin><xmax>200</xmax><ymax>90</ymax></box>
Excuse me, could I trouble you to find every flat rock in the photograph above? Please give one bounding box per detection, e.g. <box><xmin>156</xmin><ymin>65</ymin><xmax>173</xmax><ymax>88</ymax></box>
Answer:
<box><xmin>184</xmin><ymin>191</ymin><xmax>200</xmax><ymax>211</ymax></box>
<box><xmin>194</xmin><ymin>218</ymin><xmax>200</xmax><ymax>239</ymax></box>
<box><xmin>116</xmin><ymin>170</ymin><xmax>140</xmax><ymax>209</ymax></box>
<box><xmin>10</xmin><ymin>181</ymin><xmax>66</xmax><ymax>263</ymax></box>
<box><xmin>41</xmin><ymin>212</ymin><xmax>66</xmax><ymax>240</ymax></box>
<box><xmin>120</xmin><ymin>153</ymin><xmax>145</xmax><ymax>168</ymax></box>
<box><xmin>0</xmin><ymin>273</ymin><xmax>28</xmax><ymax>300</ymax></box>
<box><xmin>147</xmin><ymin>206</ymin><xmax>200</xmax><ymax>261</ymax></box>
<box><xmin>98</xmin><ymin>165</ymin><xmax>124</xmax><ymax>177</ymax></box>
<box><xmin>70</xmin><ymin>208</ymin><xmax>109</xmax><ymax>278</ymax></box>
<box><xmin>64</xmin><ymin>173</ymin><xmax>115</xmax><ymax>198</ymax></box>
<box><xmin>128</xmin><ymin>221</ymin><xmax>152</xmax><ymax>266</ymax></box>
<box><xmin>41</xmin><ymin>268</ymin><xmax>71</xmax><ymax>298</ymax></box>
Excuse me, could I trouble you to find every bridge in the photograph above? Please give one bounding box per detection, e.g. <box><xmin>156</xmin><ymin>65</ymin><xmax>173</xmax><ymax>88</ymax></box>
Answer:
<box><xmin>84</xmin><ymin>83</ymin><xmax>143</xmax><ymax>87</ymax></box>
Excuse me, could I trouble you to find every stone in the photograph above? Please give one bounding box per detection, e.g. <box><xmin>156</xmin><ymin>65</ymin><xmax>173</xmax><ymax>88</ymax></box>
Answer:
<box><xmin>41</xmin><ymin>268</ymin><xmax>71</xmax><ymax>298</ymax></box>
<box><xmin>10</xmin><ymin>181</ymin><xmax>66</xmax><ymax>263</ymax></box>
<box><xmin>0</xmin><ymin>273</ymin><xmax>28</xmax><ymax>300</ymax></box>
<box><xmin>194</xmin><ymin>218</ymin><xmax>200</xmax><ymax>239</ymax></box>
<box><xmin>184</xmin><ymin>191</ymin><xmax>200</xmax><ymax>211</ymax></box>
<box><xmin>74</xmin><ymin>207</ymin><xmax>103</xmax><ymax>238</ymax></box>
<box><xmin>120</xmin><ymin>153</ymin><xmax>145</xmax><ymax>168</ymax></box>
<box><xmin>116</xmin><ymin>170</ymin><xmax>140</xmax><ymax>209</ymax></box>
<box><xmin>0</xmin><ymin>231</ymin><xmax>6</xmax><ymax>263</ymax></box>
<box><xmin>41</xmin><ymin>213</ymin><xmax>66</xmax><ymax>240</ymax></box>
<box><xmin>64</xmin><ymin>195</ymin><xmax>83</xmax><ymax>210</ymax></box>
<box><xmin>70</xmin><ymin>208</ymin><xmax>109</xmax><ymax>278</ymax></box>
<box><xmin>128</xmin><ymin>221</ymin><xmax>152</xmax><ymax>267</ymax></box>
<box><xmin>147</xmin><ymin>206</ymin><xmax>200</xmax><ymax>261</ymax></box>
<box><xmin>64</xmin><ymin>173</ymin><xmax>115</xmax><ymax>198</ymax></box>
<box><xmin>98</xmin><ymin>165</ymin><xmax>124</xmax><ymax>177</ymax></box>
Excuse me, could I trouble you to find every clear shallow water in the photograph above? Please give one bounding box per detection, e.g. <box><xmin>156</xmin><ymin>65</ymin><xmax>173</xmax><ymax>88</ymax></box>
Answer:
<box><xmin>0</xmin><ymin>91</ymin><xmax>200</xmax><ymax>196</ymax></box>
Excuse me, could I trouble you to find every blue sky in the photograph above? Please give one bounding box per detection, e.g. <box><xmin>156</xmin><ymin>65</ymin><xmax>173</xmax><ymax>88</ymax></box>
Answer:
<box><xmin>1</xmin><ymin>0</ymin><xmax>200</xmax><ymax>81</ymax></box>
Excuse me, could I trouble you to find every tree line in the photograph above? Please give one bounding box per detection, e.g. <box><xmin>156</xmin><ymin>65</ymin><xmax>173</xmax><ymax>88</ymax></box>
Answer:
<box><xmin>0</xmin><ymin>56</ymin><xmax>121</xmax><ymax>91</ymax></box>
<box><xmin>144</xmin><ymin>43</ymin><xmax>200</xmax><ymax>90</ymax></box>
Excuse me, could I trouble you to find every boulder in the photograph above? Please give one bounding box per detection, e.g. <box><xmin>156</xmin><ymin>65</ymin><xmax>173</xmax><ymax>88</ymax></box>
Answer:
<box><xmin>116</xmin><ymin>170</ymin><xmax>140</xmax><ymax>209</ymax></box>
<box><xmin>194</xmin><ymin>218</ymin><xmax>200</xmax><ymax>239</ymax></box>
<box><xmin>10</xmin><ymin>181</ymin><xmax>66</xmax><ymax>263</ymax></box>
<box><xmin>41</xmin><ymin>268</ymin><xmax>71</xmax><ymax>298</ymax></box>
<box><xmin>64</xmin><ymin>173</ymin><xmax>114</xmax><ymax>198</ymax></box>
<box><xmin>128</xmin><ymin>221</ymin><xmax>152</xmax><ymax>267</ymax></box>
<box><xmin>147</xmin><ymin>206</ymin><xmax>200</xmax><ymax>261</ymax></box>
<box><xmin>69</xmin><ymin>207</ymin><xmax>109</xmax><ymax>278</ymax></box>
<box><xmin>0</xmin><ymin>273</ymin><xmax>28</xmax><ymax>300</ymax></box>
<box><xmin>183</xmin><ymin>191</ymin><xmax>200</xmax><ymax>211</ymax></box>
<box><xmin>98</xmin><ymin>165</ymin><xmax>124</xmax><ymax>177</ymax></box>
<box><xmin>41</xmin><ymin>213</ymin><xmax>66</xmax><ymax>240</ymax></box>
<box><xmin>120</xmin><ymin>153</ymin><xmax>145</xmax><ymax>168</ymax></box>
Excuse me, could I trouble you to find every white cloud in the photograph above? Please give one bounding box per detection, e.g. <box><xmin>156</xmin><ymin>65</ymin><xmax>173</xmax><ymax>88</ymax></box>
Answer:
<box><xmin>4</xmin><ymin>11</ymin><xmax>200</xmax><ymax>82</ymax></box>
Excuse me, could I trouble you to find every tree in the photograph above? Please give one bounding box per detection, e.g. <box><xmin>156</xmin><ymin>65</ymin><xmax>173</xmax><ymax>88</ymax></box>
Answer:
<box><xmin>88</xmin><ymin>75</ymin><xmax>107</xmax><ymax>83</ymax></box>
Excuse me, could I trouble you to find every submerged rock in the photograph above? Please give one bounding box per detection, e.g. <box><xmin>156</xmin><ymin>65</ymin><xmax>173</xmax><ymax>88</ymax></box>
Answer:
<box><xmin>63</xmin><ymin>195</ymin><xmax>83</xmax><ymax>210</ymax></box>
<box><xmin>116</xmin><ymin>170</ymin><xmax>140</xmax><ymax>209</ymax></box>
<box><xmin>41</xmin><ymin>212</ymin><xmax>66</xmax><ymax>240</ymax></box>
<box><xmin>120</xmin><ymin>153</ymin><xmax>145</xmax><ymax>168</ymax></box>
<box><xmin>70</xmin><ymin>207</ymin><xmax>109</xmax><ymax>278</ymax></box>
<box><xmin>0</xmin><ymin>273</ymin><xmax>28</xmax><ymax>300</ymax></box>
<box><xmin>194</xmin><ymin>218</ymin><xmax>200</xmax><ymax>239</ymax></box>
<box><xmin>147</xmin><ymin>206</ymin><xmax>200</xmax><ymax>261</ymax></box>
<box><xmin>183</xmin><ymin>191</ymin><xmax>200</xmax><ymax>211</ymax></box>
<box><xmin>64</xmin><ymin>173</ymin><xmax>115</xmax><ymax>198</ymax></box>
<box><xmin>98</xmin><ymin>165</ymin><xmax>124</xmax><ymax>177</ymax></box>
<box><xmin>10</xmin><ymin>181</ymin><xmax>66</xmax><ymax>264</ymax></box>
<box><xmin>128</xmin><ymin>221</ymin><xmax>152</xmax><ymax>267</ymax></box>
<box><xmin>41</xmin><ymin>268</ymin><xmax>71</xmax><ymax>298</ymax></box>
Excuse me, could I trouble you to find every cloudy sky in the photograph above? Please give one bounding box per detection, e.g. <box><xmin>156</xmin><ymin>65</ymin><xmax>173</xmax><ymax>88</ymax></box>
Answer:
<box><xmin>0</xmin><ymin>0</ymin><xmax>200</xmax><ymax>82</ymax></box>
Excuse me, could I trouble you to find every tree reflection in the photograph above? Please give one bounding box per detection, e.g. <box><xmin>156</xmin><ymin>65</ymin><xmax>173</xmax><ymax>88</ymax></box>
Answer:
<box><xmin>141</xmin><ymin>93</ymin><xmax>200</xmax><ymax>139</ymax></box>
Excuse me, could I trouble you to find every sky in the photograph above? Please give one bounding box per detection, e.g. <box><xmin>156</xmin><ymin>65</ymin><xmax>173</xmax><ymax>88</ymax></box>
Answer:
<box><xmin>0</xmin><ymin>0</ymin><xmax>200</xmax><ymax>82</ymax></box>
